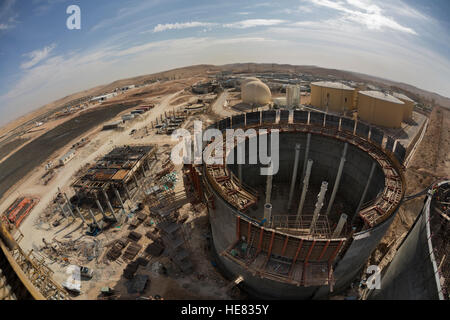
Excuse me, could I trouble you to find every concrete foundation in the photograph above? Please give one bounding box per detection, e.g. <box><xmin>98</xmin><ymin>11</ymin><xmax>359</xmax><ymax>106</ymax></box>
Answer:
<box><xmin>203</xmin><ymin>113</ymin><xmax>404</xmax><ymax>300</ymax></box>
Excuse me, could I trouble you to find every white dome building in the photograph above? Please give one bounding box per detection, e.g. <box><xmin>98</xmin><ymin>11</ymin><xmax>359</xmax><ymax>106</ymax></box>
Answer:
<box><xmin>240</xmin><ymin>77</ymin><xmax>260</xmax><ymax>87</ymax></box>
<box><xmin>241</xmin><ymin>80</ymin><xmax>272</xmax><ymax>105</ymax></box>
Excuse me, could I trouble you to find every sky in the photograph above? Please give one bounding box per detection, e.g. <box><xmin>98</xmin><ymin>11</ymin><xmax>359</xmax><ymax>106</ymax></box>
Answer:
<box><xmin>0</xmin><ymin>0</ymin><xmax>449</xmax><ymax>125</ymax></box>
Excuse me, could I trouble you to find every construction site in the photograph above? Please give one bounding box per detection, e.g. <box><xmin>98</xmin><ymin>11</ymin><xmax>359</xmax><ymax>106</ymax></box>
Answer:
<box><xmin>199</xmin><ymin>110</ymin><xmax>405</xmax><ymax>299</ymax></box>
<box><xmin>0</xmin><ymin>66</ymin><xmax>448</xmax><ymax>301</ymax></box>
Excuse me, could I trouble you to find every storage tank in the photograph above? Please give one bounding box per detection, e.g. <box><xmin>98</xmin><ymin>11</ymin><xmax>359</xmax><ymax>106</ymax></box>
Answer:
<box><xmin>393</xmin><ymin>92</ymin><xmax>415</xmax><ymax>121</ymax></box>
<box><xmin>201</xmin><ymin>111</ymin><xmax>405</xmax><ymax>299</ymax></box>
<box><xmin>287</xmin><ymin>85</ymin><xmax>301</xmax><ymax>107</ymax></box>
<box><xmin>310</xmin><ymin>82</ymin><xmax>355</xmax><ymax>113</ymax></box>
<box><xmin>241</xmin><ymin>80</ymin><xmax>272</xmax><ymax>105</ymax></box>
<box><xmin>357</xmin><ymin>91</ymin><xmax>404</xmax><ymax>128</ymax></box>
<box><xmin>240</xmin><ymin>77</ymin><xmax>261</xmax><ymax>88</ymax></box>
<box><xmin>273</xmin><ymin>97</ymin><xmax>287</xmax><ymax>107</ymax></box>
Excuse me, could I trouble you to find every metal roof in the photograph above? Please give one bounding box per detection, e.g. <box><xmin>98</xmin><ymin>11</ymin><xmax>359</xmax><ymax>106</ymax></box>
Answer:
<box><xmin>359</xmin><ymin>91</ymin><xmax>404</xmax><ymax>104</ymax></box>
<box><xmin>59</xmin><ymin>149</ymin><xmax>75</xmax><ymax>161</ymax></box>
<box><xmin>311</xmin><ymin>81</ymin><xmax>354</xmax><ymax>91</ymax></box>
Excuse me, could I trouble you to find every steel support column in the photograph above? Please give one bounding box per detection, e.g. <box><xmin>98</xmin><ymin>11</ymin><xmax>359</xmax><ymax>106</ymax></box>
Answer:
<box><xmin>301</xmin><ymin>133</ymin><xmax>311</xmax><ymax>179</ymax></box>
<box><xmin>297</xmin><ymin>159</ymin><xmax>313</xmax><ymax>219</ymax></box>
<box><xmin>326</xmin><ymin>143</ymin><xmax>348</xmax><ymax>215</ymax></box>
<box><xmin>310</xmin><ymin>181</ymin><xmax>328</xmax><ymax>232</ymax></box>
<box><xmin>287</xmin><ymin>143</ymin><xmax>301</xmax><ymax>211</ymax></box>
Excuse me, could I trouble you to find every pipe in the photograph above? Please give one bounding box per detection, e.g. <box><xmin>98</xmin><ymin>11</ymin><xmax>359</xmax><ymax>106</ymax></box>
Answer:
<box><xmin>301</xmin><ymin>133</ymin><xmax>311</xmax><ymax>179</ymax></box>
<box><xmin>287</xmin><ymin>143</ymin><xmax>301</xmax><ymax>211</ymax></box>
<box><xmin>353</xmin><ymin>162</ymin><xmax>377</xmax><ymax>223</ymax></box>
<box><xmin>238</xmin><ymin>164</ymin><xmax>243</xmax><ymax>183</ymax></box>
<box><xmin>58</xmin><ymin>202</ymin><xmax>67</xmax><ymax>219</ymax></box>
<box><xmin>264</xmin><ymin>203</ymin><xmax>272</xmax><ymax>224</ymax></box>
<box><xmin>123</xmin><ymin>183</ymin><xmax>132</xmax><ymax>200</ymax></box>
<box><xmin>62</xmin><ymin>192</ymin><xmax>75</xmax><ymax>219</ymax></box>
<box><xmin>265</xmin><ymin>165</ymin><xmax>273</xmax><ymax>204</ymax></box>
<box><xmin>114</xmin><ymin>188</ymin><xmax>125</xmax><ymax>209</ymax></box>
<box><xmin>133</xmin><ymin>174</ymin><xmax>139</xmax><ymax>188</ymax></box>
<box><xmin>310</xmin><ymin>181</ymin><xmax>328</xmax><ymax>233</ymax></box>
<box><xmin>326</xmin><ymin>143</ymin><xmax>348</xmax><ymax>216</ymax></box>
<box><xmin>75</xmin><ymin>207</ymin><xmax>87</xmax><ymax>225</ymax></box>
<box><xmin>238</xmin><ymin>141</ymin><xmax>244</xmax><ymax>183</ymax></box>
<box><xmin>332</xmin><ymin>213</ymin><xmax>348</xmax><ymax>238</ymax></box>
<box><xmin>96</xmin><ymin>199</ymin><xmax>107</xmax><ymax>219</ymax></box>
<box><xmin>297</xmin><ymin>159</ymin><xmax>313</xmax><ymax>219</ymax></box>
<box><xmin>88</xmin><ymin>209</ymin><xmax>99</xmax><ymax>227</ymax></box>
<box><xmin>102</xmin><ymin>190</ymin><xmax>118</xmax><ymax>221</ymax></box>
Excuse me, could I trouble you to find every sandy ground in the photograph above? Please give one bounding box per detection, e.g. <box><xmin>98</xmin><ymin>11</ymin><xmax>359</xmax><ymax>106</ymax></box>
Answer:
<box><xmin>7</xmin><ymin>91</ymin><xmax>181</xmax><ymax>253</ymax></box>
<box><xmin>11</xmin><ymin>89</ymin><xmax>236</xmax><ymax>300</ymax></box>
<box><xmin>369</xmin><ymin>106</ymin><xmax>450</xmax><ymax>265</ymax></box>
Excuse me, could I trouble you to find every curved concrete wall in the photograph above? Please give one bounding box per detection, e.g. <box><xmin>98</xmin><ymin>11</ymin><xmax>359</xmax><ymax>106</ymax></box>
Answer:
<box><xmin>228</xmin><ymin>132</ymin><xmax>385</xmax><ymax>217</ymax></box>
<box><xmin>207</xmin><ymin>189</ymin><xmax>321</xmax><ymax>299</ymax></box>
<box><xmin>369</xmin><ymin>181</ymin><xmax>449</xmax><ymax>300</ymax></box>
<box><xmin>204</xmin><ymin>111</ymin><xmax>405</xmax><ymax>299</ymax></box>
<box><xmin>370</xmin><ymin>203</ymin><xmax>439</xmax><ymax>300</ymax></box>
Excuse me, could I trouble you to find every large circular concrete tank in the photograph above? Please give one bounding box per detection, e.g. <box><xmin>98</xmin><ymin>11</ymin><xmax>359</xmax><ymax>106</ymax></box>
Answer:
<box><xmin>201</xmin><ymin>111</ymin><xmax>405</xmax><ymax>299</ymax></box>
<box><xmin>241</xmin><ymin>80</ymin><xmax>271</xmax><ymax>105</ymax></box>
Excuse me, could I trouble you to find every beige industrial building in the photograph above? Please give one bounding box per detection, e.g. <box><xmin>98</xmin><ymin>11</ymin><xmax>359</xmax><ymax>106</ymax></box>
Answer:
<box><xmin>357</xmin><ymin>91</ymin><xmax>405</xmax><ymax>128</ymax></box>
<box><xmin>241</xmin><ymin>80</ymin><xmax>272</xmax><ymax>105</ymax></box>
<box><xmin>310</xmin><ymin>81</ymin><xmax>355</xmax><ymax>113</ymax></box>
<box><xmin>393</xmin><ymin>92</ymin><xmax>415</xmax><ymax>121</ymax></box>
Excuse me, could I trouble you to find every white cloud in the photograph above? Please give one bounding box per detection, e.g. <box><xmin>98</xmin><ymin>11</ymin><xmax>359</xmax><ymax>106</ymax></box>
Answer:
<box><xmin>0</xmin><ymin>0</ymin><xmax>18</xmax><ymax>31</ymax></box>
<box><xmin>90</xmin><ymin>1</ymin><xmax>161</xmax><ymax>32</ymax></box>
<box><xmin>306</xmin><ymin>0</ymin><xmax>417</xmax><ymax>35</ymax></box>
<box><xmin>20</xmin><ymin>43</ymin><xmax>56</xmax><ymax>69</ymax></box>
<box><xmin>152</xmin><ymin>21</ymin><xmax>217</xmax><ymax>33</ymax></box>
<box><xmin>223</xmin><ymin>19</ymin><xmax>286</xmax><ymax>29</ymax></box>
<box><xmin>0</xmin><ymin>36</ymin><xmax>276</xmax><ymax>124</ymax></box>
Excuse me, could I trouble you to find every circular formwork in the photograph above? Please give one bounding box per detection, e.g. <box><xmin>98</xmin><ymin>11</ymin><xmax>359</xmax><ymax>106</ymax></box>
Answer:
<box><xmin>201</xmin><ymin>110</ymin><xmax>405</xmax><ymax>299</ymax></box>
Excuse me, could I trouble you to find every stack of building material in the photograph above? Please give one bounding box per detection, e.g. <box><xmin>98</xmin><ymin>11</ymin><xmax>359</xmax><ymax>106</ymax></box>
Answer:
<box><xmin>136</xmin><ymin>212</ymin><xmax>148</xmax><ymax>222</ymax></box>
<box><xmin>4</xmin><ymin>197</ymin><xmax>38</xmax><ymax>227</ymax></box>
<box><xmin>123</xmin><ymin>261</ymin><xmax>139</xmax><ymax>279</ymax></box>
<box><xmin>145</xmin><ymin>242</ymin><xmax>165</xmax><ymax>257</ymax></box>
<box><xmin>128</xmin><ymin>231</ymin><xmax>142</xmax><ymax>242</ymax></box>
<box><xmin>127</xmin><ymin>275</ymin><xmax>149</xmax><ymax>294</ymax></box>
<box><xmin>135</xmin><ymin>257</ymin><xmax>149</xmax><ymax>267</ymax></box>
<box><xmin>106</xmin><ymin>238</ymin><xmax>128</xmax><ymax>261</ymax></box>
<box><xmin>122</xmin><ymin>243</ymin><xmax>142</xmax><ymax>260</ymax></box>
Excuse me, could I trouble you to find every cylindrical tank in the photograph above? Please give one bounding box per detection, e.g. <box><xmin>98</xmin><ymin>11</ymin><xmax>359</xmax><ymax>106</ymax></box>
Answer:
<box><xmin>310</xmin><ymin>81</ymin><xmax>355</xmax><ymax>113</ymax></box>
<box><xmin>286</xmin><ymin>85</ymin><xmax>300</xmax><ymax>107</ymax></box>
<box><xmin>357</xmin><ymin>91</ymin><xmax>404</xmax><ymax>128</ymax></box>
<box><xmin>393</xmin><ymin>92</ymin><xmax>415</xmax><ymax>121</ymax></box>
<box><xmin>203</xmin><ymin>112</ymin><xmax>405</xmax><ymax>299</ymax></box>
